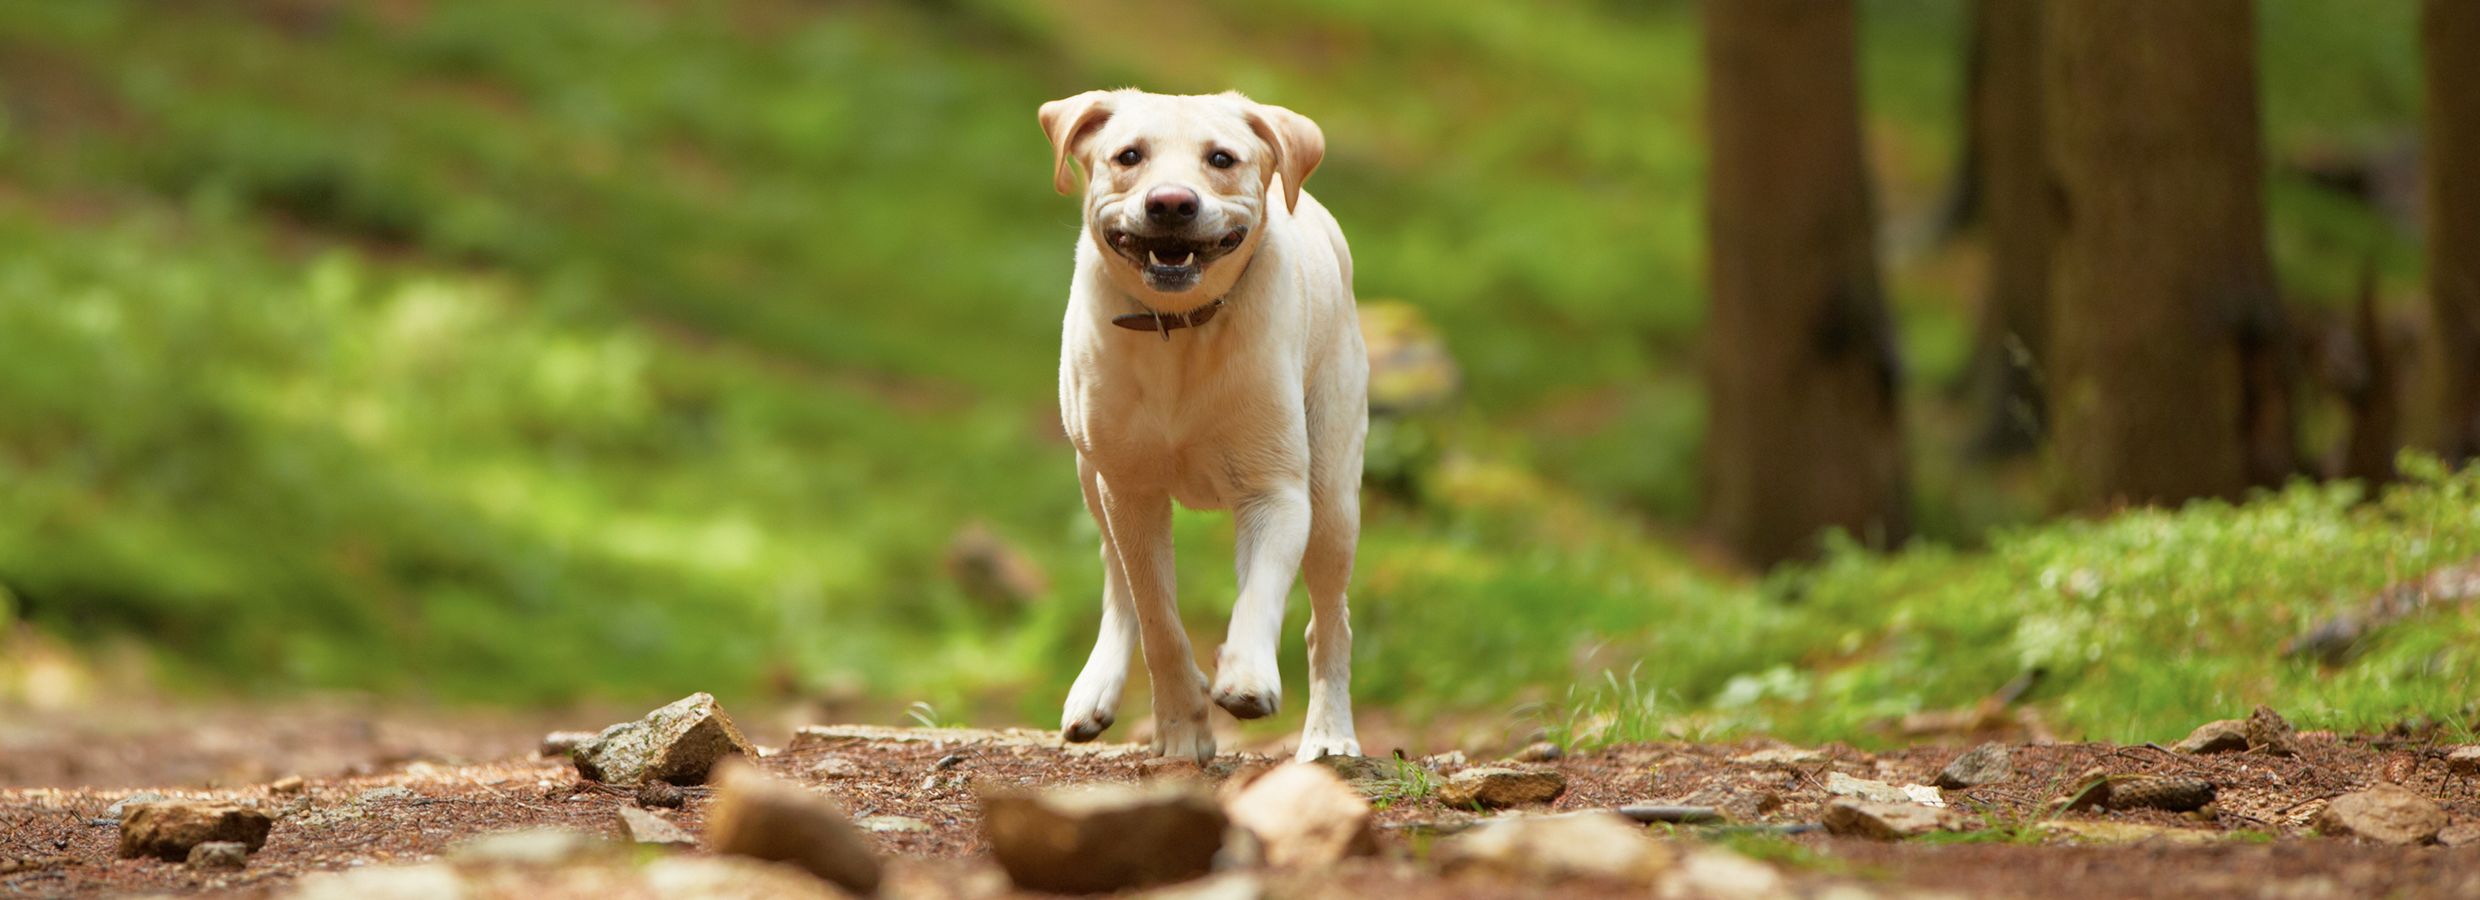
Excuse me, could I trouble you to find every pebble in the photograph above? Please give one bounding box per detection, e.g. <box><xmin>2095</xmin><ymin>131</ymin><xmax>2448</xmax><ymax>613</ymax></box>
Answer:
<box><xmin>1821</xmin><ymin>799</ymin><xmax>1967</xmax><ymax>840</ymax></box>
<box><xmin>1658</xmin><ymin>847</ymin><xmax>1788</xmax><ymax>899</ymax></box>
<box><xmin>572</xmin><ymin>692</ymin><xmax>759</xmax><ymax>787</ymax></box>
<box><xmin>2316</xmin><ymin>784</ymin><xmax>2446</xmax><ymax>845</ymax></box>
<box><xmin>2445</xmin><ymin>746</ymin><xmax>2480</xmax><ymax>776</ymax></box>
<box><xmin>982</xmin><ymin>780</ymin><xmax>1226</xmax><ymax>893</ymax></box>
<box><xmin>1223</xmin><ymin>763</ymin><xmax>1376</xmax><ymax>868</ymax></box>
<box><xmin>706</xmin><ymin>759</ymin><xmax>881</xmax><ymax>894</ymax></box>
<box><xmin>617</xmin><ymin>806</ymin><xmax>697</xmax><ymax>847</ymax></box>
<box><xmin>1933</xmin><ymin>742</ymin><xmax>2015</xmax><ymax>789</ymax></box>
<box><xmin>1435</xmin><ymin>812</ymin><xmax>1676</xmax><ymax>883</ymax></box>
<box><xmin>186</xmin><ymin>841</ymin><xmax>249</xmax><ymax>870</ymax></box>
<box><xmin>810</xmin><ymin>757</ymin><xmax>864</xmax><ymax>779</ymax></box>
<box><xmin>2173</xmin><ymin>719</ymin><xmax>2250</xmax><ymax>754</ymax></box>
<box><xmin>2246</xmin><ymin>705</ymin><xmax>2300</xmax><ymax>757</ymax></box>
<box><xmin>857</xmin><ymin>814</ymin><xmax>933</xmax><ymax>834</ymax></box>
<box><xmin>1436</xmin><ymin>767</ymin><xmax>1567</xmax><ymax>809</ymax></box>
<box><xmin>118</xmin><ymin>802</ymin><xmax>274</xmax><ymax>862</ymax></box>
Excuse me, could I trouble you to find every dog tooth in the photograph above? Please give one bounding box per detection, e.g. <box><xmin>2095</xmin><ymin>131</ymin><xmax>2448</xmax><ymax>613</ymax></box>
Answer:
<box><xmin>1147</xmin><ymin>249</ymin><xmax>1162</xmax><ymax>265</ymax></box>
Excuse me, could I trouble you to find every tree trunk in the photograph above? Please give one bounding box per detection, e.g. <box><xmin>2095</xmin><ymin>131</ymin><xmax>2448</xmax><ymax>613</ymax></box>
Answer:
<box><xmin>2044</xmin><ymin>0</ymin><xmax>2287</xmax><ymax>510</ymax></box>
<box><xmin>2428</xmin><ymin>0</ymin><xmax>2480</xmax><ymax>463</ymax></box>
<box><xmin>1702</xmin><ymin>0</ymin><xmax>1909</xmax><ymax>566</ymax></box>
<box><xmin>1963</xmin><ymin>0</ymin><xmax>2050</xmax><ymax>457</ymax></box>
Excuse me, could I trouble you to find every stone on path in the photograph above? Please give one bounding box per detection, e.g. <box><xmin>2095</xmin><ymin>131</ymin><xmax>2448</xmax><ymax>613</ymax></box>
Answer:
<box><xmin>1511</xmin><ymin>741</ymin><xmax>1564</xmax><ymax>763</ymax></box>
<box><xmin>2437</xmin><ymin>823</ymin><xmax>2480</xmax><ymax>847</ymax></box>
<box><xmin>857</xmin><ymin>814</ymin><xmax>932</xmax><ymax>834</ymax></box>
<box><xmin>634</xmin><ymin>781</ymin><xmax>686</xmax><ymax>809</ymax></box>
<box><xmin>1825</xmin><ymin>772</ymin><xmax>1942</xmax><ymax>807</ymax></box>
<box><xmin>1223</xmin><ymin>762</ymin><xmax>1377</xmax><ymax>867</ymax></box>
<box><xmin>2316</xmin><ymin>784</ymin><xmax>2446</xmax><ymax>845</ymax></box>
<box><xmin>1933</xmin><ymin>742</ymin><xmax>2015</xmax><ymax>789</ymax></box>
<box><xmin>117</xmin><ymin>802</ymin><xmax>274</xmax><ymax>861</ymax></box>
<box><xmin>287</xmin><ymin>848</ymin><xmax>842</xmax><ymax>900</ymax></box>
<box><xmin>1657</xmin><ymin>847</ymin><xmax>1789</xmax><ymax>900</ymax></box>
<box><xmin>982</xmin><ymin>780</ymin><xmax>1226</xmax><ymax>893</ymax></box>
<box><xmin>1821</xmin><ymin>799</ymin><xmax>1967</xmax><ymax>840</ymax></box>
<box><xmin>1436</xmin><ymin>767</ymin><xmax>1567</xmax><ymax>809</ymax></box>
<box><xmin>2445</xmin><ymin>746</ymin><xmax>2480</xmax><ymax>775</ymax></box>
<box><xmin>1435</xmin><ymin>812</ymin><xmax>1676</xmax><ymax>884</ymax></box>
<box><xmin>617</xmin><ymin>806</ymin><xmax>696</xmax><ymax>847</ymax></box>
<box><xmin>2246</xmin><ymin>705</ymin><xmax>2300</xmax><ymax>757</ymax></box>
<box><xmin>2173</xmin><ymin>719</ymin><xmax>2250</xmax><ymax>754</ymax></box>
<box><xmin>1310</xmin><ymin>755</ymin><xmax>1399</xmax><ymax>796</ymax></box>
<box><xmin>572</xmin><ymin>693</ymin><xmax>758</xmax><ymax>787</ymax></box>
<box><xmin>539</xmin><ymin>730</ymin><xmax>597</xmax><ymax>759</ymax></box>
<box><xmin>704</xmin><ymin>760</ymin><xmax>881</xmax><ymax>894</ymax></box>
<box><xmin>186</xmin><ymin>841</ymin><xmax>249</xmax><ymax>871</ymax></box>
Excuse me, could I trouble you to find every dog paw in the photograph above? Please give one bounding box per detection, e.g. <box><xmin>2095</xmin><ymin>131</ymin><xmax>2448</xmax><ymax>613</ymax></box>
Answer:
<box><xmin>1211</xmin><ymin>652</ymin><xmax>1281</xmax><ymax>720</ymax></box>
<box><xmin>1061</xmin><ymin>709</ymin><xmax>1115</xmax><ymax>743</ymax></box>
<box><xmin>1152</xmin><ymin>709</ymin><xmax>1216</xmax><ymax>762</ymax></box>
<box><xmin>1293</xmin><ymin>731</ymin><xmax>1361</xmax><ymax>763</ymax></box>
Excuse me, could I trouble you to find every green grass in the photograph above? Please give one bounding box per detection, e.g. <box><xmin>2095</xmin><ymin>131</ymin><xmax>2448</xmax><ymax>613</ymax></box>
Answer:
<box><xmin>0</xmin><ymin>0</ymin><xmax>2466</xmax><ymax>746</ymax></box>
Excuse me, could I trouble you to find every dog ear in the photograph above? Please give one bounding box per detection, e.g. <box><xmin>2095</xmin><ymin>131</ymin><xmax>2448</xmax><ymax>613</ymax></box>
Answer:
<box><xmin>1039</xmin><ymin>91</ymin><xmax>1116</xmax><ymax>196</ymax></box>
<box><xmin>1245</xmin><ymin>103</ymin><xmax>1325</xmax><ymax>213</ymax></box>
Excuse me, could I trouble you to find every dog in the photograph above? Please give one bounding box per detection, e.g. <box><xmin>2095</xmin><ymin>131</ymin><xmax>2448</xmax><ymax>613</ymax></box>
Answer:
<box><xmin>1037</xmin><ymin>89</ymin><xmax>1366</xmax><ymax>762</ymax></box>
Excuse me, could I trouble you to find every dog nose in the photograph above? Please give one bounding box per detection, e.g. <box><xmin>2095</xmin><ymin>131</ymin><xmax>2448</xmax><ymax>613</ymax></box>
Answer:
<box><xmin>1144</xmin><ymin>186</ymin><xmax>1201</xmax><ymax>225</ymax></box>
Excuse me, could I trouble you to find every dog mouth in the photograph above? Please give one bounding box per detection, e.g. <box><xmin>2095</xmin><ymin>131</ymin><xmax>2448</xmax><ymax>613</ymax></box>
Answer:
<box><xmin>1106</xmin><ymin>229</ymin><xmax>1248</xmax><ymax>289</ymax></box>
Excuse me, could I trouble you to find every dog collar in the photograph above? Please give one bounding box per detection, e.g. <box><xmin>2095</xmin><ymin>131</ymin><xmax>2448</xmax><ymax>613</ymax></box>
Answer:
<box><xmin>1111</xmin><ymin>298</ymin><xmax>1225</xmax><ymax>340</ymax></box>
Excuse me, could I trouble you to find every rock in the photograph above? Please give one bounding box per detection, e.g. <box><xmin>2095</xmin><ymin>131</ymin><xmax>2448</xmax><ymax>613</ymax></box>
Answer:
<box><xmin>451</xmin><ymin>829</ymin><xmax>616</xmax><ymax>867</ymax></box>
<box><xmin>572</xmin><ymin>692</ymin><xmax>758</xmax><ymax>786</ymax></box>
<box><xmin>2437</xmin><ymin>823</ymin><xmax>2480</xmax><ymax>847</ymax></box>
<box><xmin>1732</xmin><ymin>747</ymin><xmax>1826</xmax><ymax>766</ymax></box>
<box><xmin>1310</xmin><ymin>754</ymin><xmax>1398</xmax><ymax>795</ymax></box>
<box><xmin>2174</xmin><ymin>719</ymin><xmax>2251</xmax><ymax>754</ymax></box>
<box><xmin>1825</xmin><ymin>772</ymin><xmax>1942</xmax><ymax>806</ymax></box>
<box><xmin>1437</xmin><ymin>767</ymin><xmax>1566</xmax><ymax>809</ymax></box>
<box><xmin>2446</xmin><ymin>746</ymin><xmax>2480</xmax><ymax>775</ymax></box>
<box><xmin>289</xmin><ymin>852</ymin><xmax>845</xmax><ymax>900</ymax></box>
<box><xmin>705</xmin><ymin>760</ymin><xmax>880</xmax><ymax>893</ymax></box>
<box><xmin>1435</xmin><ymin>812</ymin><xmax>1675</xmax><ymax>883</ymax></box>
<box><xmin>983</xmin><ymin>780</ymin><xmax>1226</xmax><ymax>893</ymax></box>
<box><xmin>2247</xmin><ymin>705</ymin><xmax>2299</xmax><ymax>757</ymax></box>
<box><xmin>945</xmin><ymin>522</ymin><xmax>1050</xmax><ymax>609</ymax></box>
<box><xmin>811</xmin><ymin>756</ymin><xmax>863</xmax><ymax>779</ymax></box>
<box><xmin>2316</xmin><ymin>784</ymin><xmax>2446</xmax><ymax>845</ymax></box>
<box><xmin>117</xmin><ymin>802</ymin><xmax>274</xmax><ymax>861</ymax></box>
<box><xmin>1512</xmin><ymin>741</ymin><xmax>1565</xmax><ymax>763</ymax></box>
<box><xmin>1136</xmin><ymin>872</ymin><xmax>1266</xmax><ymax>900</ymax></box>
<box><xmin>1419</xmin><ymin>750</ymin><xmax>1468</xmax><ymax>770</ymax></box>
<box><xmin>357</xmin><ymin>786</ymin><xmax>415</xmax><ymax>804</ymax></box>
<box><xmin>634</xmin><ymin>781</ymin><xmax>686</xmax><ymax>809</ymax></box>
<box><xmin>1658</xmin><ymin>847</ymin><xmax>1787</xmax><ymax>900</ymax></box>
<box><xmin>1821</xmin><ymin>799</ymin><xmax>1967</xmax><ymax>840</ymax></box>
<box><xmin>1223</xmin><ymin>762</ymin><xmax>1376</xmax><ymax>867</ymax></box>
<box><xmin>617</xmin><ymin>806</ymin><xmax>696</xmax><ymax>847</ymax></box>
<box><xmin>99</xmin><ymin>792</ymin><xmax>168</xmax><ymax>823</ymax></box>
<box><xmin>186</xmin><ymin>841</ymin><xmax>249</xmax><ymax>870</ymax></box>
<box><xmin>1934</xmin><ymin>743</ymin><xmax>2015</xmax><ymax>789</ymax></box>
<box><xmin>857</xmin><ymin>815</ymin><xmax>932</xmax><ymax>834</ymax></box>
<box><xmin>269</xmin><ymin>776</ymin><xmax>307</xmax><ymax>795</ymax></box>
<box><xmin>539</xmin><ymin>730</ymin><xmax>597</xmax><ymax>758</ymax></box>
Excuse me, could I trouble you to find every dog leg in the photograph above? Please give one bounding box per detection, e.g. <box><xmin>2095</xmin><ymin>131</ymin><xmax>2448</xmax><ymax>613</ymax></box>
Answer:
<box><xmin>1214</xmin><ymin>486</ymin><xmax>1310</xmax><ymax>720</ymax></box>
<box><xmin>1096</xmin><ymin>475</ymin><xmax>1214</xmax><ymax>761</ymax></box>
<box><xmin>1295</xmin><ymin>481</ymin><xmax>1362</xmax><ymax>761</ymax></box>
<box><xmin>1061</xmin><ymin>456</ymin><xmax>1136</xmax><ymax>742</ymax></box>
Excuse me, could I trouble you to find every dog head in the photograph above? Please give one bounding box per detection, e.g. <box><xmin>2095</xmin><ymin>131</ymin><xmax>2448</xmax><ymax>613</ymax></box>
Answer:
<box><xmin>1040</xmin><ymin>89</ymin><xmax>1323</xmax><ymax>306</ymax></box>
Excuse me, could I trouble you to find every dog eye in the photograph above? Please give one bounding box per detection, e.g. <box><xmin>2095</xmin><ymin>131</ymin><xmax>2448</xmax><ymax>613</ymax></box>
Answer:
<box><xmin>1114</xmin><ymin>148</ymin><xmax>1142</xmax><ymax>166</ymax></box>
<box><xmin>1208</xmin><ymin>150</ymin><xmax>1237</xmax><ymax>169</ymax></box>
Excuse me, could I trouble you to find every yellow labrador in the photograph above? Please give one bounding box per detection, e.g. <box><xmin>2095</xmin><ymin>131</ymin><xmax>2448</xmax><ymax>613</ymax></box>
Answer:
<box><xmin>1038</xmin><ymin>89</ymin><xmax>1365</xmax><ymax>762</ymax></box>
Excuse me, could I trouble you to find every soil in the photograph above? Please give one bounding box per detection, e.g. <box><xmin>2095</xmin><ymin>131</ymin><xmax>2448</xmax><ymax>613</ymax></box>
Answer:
<box><xmin>5</xmin><ymin>703</ymin><xmax>2478</xmax><ymax>898</ymax></box>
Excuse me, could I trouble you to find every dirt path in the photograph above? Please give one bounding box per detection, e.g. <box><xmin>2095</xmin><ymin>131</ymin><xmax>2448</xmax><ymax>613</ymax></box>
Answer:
<box><xmin>4</xmin><ymin>705</ymin><xmax>2476</xmax><ymax>898</ymax></box>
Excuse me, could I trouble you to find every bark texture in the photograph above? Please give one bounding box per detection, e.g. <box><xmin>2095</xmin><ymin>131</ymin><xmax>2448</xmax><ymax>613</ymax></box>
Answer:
<box><xmin>2044</xmin><ymin>0</ymin><xmax>2288</xmax><ymax>510</ymax></box>
<box><xmin>2428</xmin><ymin>0</ymin><xmax>2480</xmax><ymax>463</ymax></box>
<box><xmin>1702</xmin><ymin>0</ymin><xmax>1909</xmax><ymax>566</ymax></box>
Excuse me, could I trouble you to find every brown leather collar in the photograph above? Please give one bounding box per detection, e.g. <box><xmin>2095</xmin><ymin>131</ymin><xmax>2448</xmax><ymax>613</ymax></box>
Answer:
<box><xmin>1111</xmin><ymin>299</ymin><xmax>1225</xmax><ymax>340</ymax></box>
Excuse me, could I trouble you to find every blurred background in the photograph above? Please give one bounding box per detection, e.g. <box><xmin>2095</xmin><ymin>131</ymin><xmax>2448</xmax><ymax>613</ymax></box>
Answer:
<box><xmin>1</xmin><ymin>0</ymin><xmax>2474</xmax><ymax>747</ymax></box>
